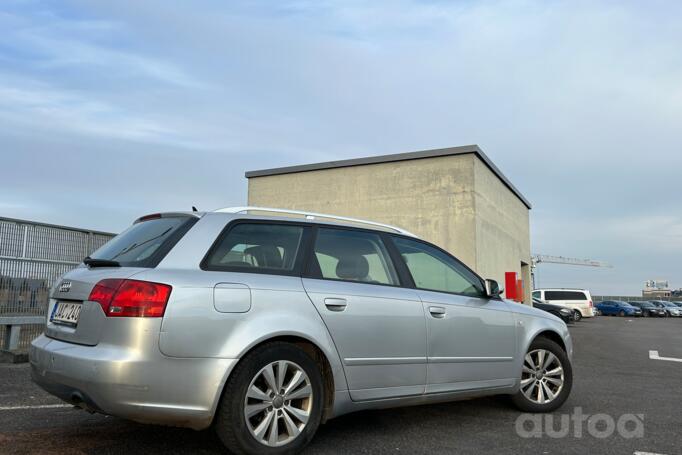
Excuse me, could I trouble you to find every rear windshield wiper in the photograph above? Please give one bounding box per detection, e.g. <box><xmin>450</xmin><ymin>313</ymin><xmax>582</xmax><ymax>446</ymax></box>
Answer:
<box><xmin>83</xmin><ymin>257</ymin><xmax>121</xmax><ymax>267</ymax></box>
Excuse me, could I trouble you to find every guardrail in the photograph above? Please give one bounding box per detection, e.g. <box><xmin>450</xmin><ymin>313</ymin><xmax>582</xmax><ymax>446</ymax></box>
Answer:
<box><xmin>0</xmin><ymin>216</ymin><xmax>115</xmax><ymax>355</ymax></box>
<box><xmin>0</xmin><ymin>315</ymin><xmax>44</xmax><ymax>351</ymax></box>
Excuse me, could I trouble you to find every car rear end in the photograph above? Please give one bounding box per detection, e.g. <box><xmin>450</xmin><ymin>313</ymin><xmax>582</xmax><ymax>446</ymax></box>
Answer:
<box><xmin>30</xmin><ymin>213</ymin><xmax>235</xmax><ymax>429</ymax></box>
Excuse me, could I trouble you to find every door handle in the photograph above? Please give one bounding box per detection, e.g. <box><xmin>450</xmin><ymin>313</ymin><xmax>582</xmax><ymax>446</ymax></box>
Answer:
<box><xmin>324</xmin><ymin>298</ymin><xmax>347</xmax><ymax>312</ymax></box>
<box><xmin>429</xmin><ymin>306</ymin><xmax>446</xmax><ymax>318</ymax></box>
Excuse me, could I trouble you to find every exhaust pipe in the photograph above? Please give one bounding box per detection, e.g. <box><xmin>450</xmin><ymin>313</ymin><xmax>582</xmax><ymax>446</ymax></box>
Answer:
<box><xmin>70</xmin><ymin>392</ymin><xmax>96</xmax><ymax>414</ymax></box>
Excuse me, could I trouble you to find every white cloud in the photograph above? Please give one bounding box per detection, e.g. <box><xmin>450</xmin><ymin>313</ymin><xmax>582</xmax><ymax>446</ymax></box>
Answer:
<box><xmin>2</xmin><ymin>0</ymin><xmax>682</xmax><ymax>293</ymax></box>
<box><xmin>0</xmin><ymin>78</ymin><xmax>204</xmax><ymax>148</ymax></box>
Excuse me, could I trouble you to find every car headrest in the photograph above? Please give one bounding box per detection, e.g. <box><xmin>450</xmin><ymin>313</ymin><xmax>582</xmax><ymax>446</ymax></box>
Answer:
<box><xmin>244</xmin><ymin>245</ymin><xmax>283</xmax><ymax>269</ymax></box>
<box><xmin>335</xmin><ymin>255</ymin><xmax>369</xmax><ymax>281</ymax></box>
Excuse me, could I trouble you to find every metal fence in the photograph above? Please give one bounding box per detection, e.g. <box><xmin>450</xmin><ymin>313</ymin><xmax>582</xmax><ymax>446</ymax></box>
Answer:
<box><xmin>593</xmin><ymin>295</ymin><xmax>682</xmax><ymax>303</ymax></box>
<box><xmin>0</xmin><ymin>216</ymin><xmax>115</xmax><ymax>351</ymax></box>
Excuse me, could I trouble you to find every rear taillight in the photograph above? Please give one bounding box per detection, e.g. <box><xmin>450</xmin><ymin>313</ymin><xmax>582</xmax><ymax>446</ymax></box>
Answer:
<box><xmin>588</xmin><ymin>300</ymin><xmax>593</xmax><ymax>307</ymax></box>
<box><xmin>89</xmin><ymin>279</ymin><xmax>172</xmax><ymax>317</ymax></box>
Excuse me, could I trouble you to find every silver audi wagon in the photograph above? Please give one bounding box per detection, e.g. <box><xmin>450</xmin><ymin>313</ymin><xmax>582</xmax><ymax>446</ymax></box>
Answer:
<box><xmin>31</xmin><ymin>207</ymin><xmax>573</xmax><ymax>454</ymax></box>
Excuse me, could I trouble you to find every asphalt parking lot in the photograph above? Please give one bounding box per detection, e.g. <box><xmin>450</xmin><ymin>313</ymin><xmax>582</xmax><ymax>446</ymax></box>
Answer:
<box><xmin>1</xmin><ymin>317</ymin><xmax>681</xmax><ymax>455</ymax></box>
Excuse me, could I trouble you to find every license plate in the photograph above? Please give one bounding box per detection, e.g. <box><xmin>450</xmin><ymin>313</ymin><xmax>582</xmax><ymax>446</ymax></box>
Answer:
<box><xmin>51</xmin><ymin>301</ymin><xmax>82</xmax><ymax>325</ymax></box>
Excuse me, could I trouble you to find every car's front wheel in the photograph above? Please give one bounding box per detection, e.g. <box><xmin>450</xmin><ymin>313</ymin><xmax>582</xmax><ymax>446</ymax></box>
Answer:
<box><xmin>215</xmin><ymin>342</ymin><xmax>324</xmax><ymax>455</ymax></box>
<box><xmin>512</xmin><ymin>337</ymin><xmax>573</xmax><ymax>413</ymax></box>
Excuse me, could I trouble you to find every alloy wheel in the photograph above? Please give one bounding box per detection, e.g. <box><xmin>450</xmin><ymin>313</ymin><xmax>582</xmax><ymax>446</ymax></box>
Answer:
<box><xmin>244</xmin><ymin>360</ymin><xmax>313</xmax><ymax>447</ymax></box>
<box><xmin>520</xmin><ymin>349</ymin><xmax>565</xmax><ymax>405</ymax></box>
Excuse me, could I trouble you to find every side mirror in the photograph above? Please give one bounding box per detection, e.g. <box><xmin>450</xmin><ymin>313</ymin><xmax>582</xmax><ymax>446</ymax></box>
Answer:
<box><xmin>485</xmin><ymin>279</ymin><xmax>502</xmax><ymax>298</ymax></box>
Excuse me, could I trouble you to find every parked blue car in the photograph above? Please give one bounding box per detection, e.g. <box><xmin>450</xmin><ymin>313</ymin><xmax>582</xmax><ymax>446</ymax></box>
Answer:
<box><xmin>595</xmin><ymin>301</ymin><xmax>643</xmax><ymax>317</ymax></box>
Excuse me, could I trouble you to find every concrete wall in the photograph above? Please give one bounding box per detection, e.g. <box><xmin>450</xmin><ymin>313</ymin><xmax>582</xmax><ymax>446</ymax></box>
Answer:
<box><xmin>247</xmin><ymin>153</ymin><xmax>531</xmax><ymax>303</ymax></box>
<box><xmin>248</xmin><ymin>154</ymin><xmax>479</xmax><ymax>268</ymax></box>
<box><xmin>472</xmin><ymin>158</ymin><xmax>532</xmax><ymax>302</ymax></box>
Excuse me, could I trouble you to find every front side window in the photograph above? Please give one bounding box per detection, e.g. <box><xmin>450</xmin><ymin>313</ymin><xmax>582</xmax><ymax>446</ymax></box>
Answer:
<box><xmin>203</xmin><ymin>223</ymin><xmax>305</xmax><ymax>273</ymax></box>
<box><xmin>311</xmin><ymin>228</ymin><xmax>399</xmax><ymax>285</ymax></box>
<box><xmin>392</xmin><ymin>237</ymin><xmax>484</xmax><ymax>297</ymax></box>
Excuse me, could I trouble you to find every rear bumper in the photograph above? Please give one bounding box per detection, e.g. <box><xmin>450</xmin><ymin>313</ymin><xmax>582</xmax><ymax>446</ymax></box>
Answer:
<box><xmin>30</xmin><ymin>334</ymin><xmax>237</xmax><ymax>430</ymax></box>
<box><xmin>580</xmin><ymin>307</ymin><xmax>595</xmax><ymax>317</ymax></box>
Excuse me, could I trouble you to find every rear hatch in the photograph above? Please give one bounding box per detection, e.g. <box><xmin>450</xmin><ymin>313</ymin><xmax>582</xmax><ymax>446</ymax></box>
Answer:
<box><xmin>46</xmin><ymin>214</ymin><xmax>197</xmax><ymax>346</ymax></box>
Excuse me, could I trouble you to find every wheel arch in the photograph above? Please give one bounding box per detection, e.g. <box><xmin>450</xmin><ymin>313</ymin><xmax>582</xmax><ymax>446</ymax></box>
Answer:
<box><xmin>511</xmin><ymin>325</ymin><xmax>571</xmax><ymax>394</ymax></box>
<box><xmin>213</xmin><ymin>334</ymin><xmax>338</xmax><ymax>425</ymax></box>
<box><xmin>532</xmin><ymin>329</ymin><xmax>567</xmax><ymax>353</ymax></box>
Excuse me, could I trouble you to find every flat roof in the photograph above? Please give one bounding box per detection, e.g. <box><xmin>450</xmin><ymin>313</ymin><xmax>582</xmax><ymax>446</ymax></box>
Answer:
<box><xmin>245</xmin><ymin>144</ymin><xmax>531</xmax><ymax>209</ymax></box>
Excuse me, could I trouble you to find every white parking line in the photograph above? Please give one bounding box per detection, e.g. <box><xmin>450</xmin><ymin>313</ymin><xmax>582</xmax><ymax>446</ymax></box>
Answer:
<box><xmin>634</xmin><ymin>452</ymin><xmax>669</xmax><ymax>455</ymax></box>
<box><xmin>649</xmin><ymin>350</ymin><xmax>682</xmax><ymax>363</ymax></box>
<box><xmin>0</xmin><ymin>404</ymin><xmax>72</xmax><ymax>411</ymax></box>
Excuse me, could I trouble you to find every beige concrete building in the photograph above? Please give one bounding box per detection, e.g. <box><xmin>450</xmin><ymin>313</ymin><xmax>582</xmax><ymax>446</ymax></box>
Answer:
<box><xmin>246</xmin><ymin>145</ymin><xmax>532</xmax><ymax>303</ymax></box>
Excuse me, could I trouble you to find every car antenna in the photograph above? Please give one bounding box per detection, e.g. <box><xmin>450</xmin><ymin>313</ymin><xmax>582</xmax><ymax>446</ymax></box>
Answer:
<box><xmin>192</xmin><ymin>206</ymin><xmax>198</xmax><ymax>212</ymax></box>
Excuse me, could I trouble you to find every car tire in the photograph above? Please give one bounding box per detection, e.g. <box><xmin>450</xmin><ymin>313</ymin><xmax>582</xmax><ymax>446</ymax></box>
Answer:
<box><xmin>619</xmin><ymin>310</ymin><xmax>626</xmax><ymax>317</ymax></box>
<box><xmin>643</xmin><ymin>311</ymin><xmax>649</xmax><ymax>317</ymax></box>
<box><xmin>215</xmin><ymin>342</ymin><xmax>324</xmax><ymax>455</ymax></box>
<box><xmin>573</xmin><ymin>311</ymin><xmax>582</xmax><ymax>322</ymax></box>
<box><xmin>511</xmin><ymin>337</ymin><xmax>573</xmax><ymax>413</ymax></box>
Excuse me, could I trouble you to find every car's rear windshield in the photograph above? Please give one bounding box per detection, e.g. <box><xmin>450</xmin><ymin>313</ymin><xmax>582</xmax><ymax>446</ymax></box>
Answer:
<box><xmin>88</xmin><ymin>216</ymin><xmax>197</xmax><ymax>267</ymax></box>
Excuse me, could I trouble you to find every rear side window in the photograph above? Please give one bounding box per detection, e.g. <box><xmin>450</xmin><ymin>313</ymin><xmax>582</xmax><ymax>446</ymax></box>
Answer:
<box><xmin>203</xmin><ymin>223</ymin><xmax>306</xmax><ymax>274</ymax></box>
<box><xmin>544</xmin><ymin>291</ymin><xmax>587</xmax><ymax>301</ymax></box>
<box><xmin>310</xmin><ymin>228</ymin><xmax>399</xmax><ymax>286</ymax></box>
<box><xmin>89</xmin><ymin>216</ymin><xmax>196</xmax><ymax>267</ymax></box>
<box><xmin>532</xmin><ymin>291</ymin><xmax>541</xmax><ymax>299</ymax></box>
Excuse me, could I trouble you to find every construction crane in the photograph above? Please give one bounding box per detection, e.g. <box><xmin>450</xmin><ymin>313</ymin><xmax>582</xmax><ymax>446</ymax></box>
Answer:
<box><xmin>531</xmin><ymin>254</ymin><xmax>613</xmax><ymax>289</ymax></box>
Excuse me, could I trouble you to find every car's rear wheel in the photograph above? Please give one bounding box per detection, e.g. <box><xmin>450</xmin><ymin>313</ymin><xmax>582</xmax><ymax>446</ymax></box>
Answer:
<box><xmin>642</xmin><ymin>310</ymin><xmax>649</xmax><ymax>317</ymax></box>
<box><xmin>512</xmin><ymin>337</ymin><xmax>572</xmax><ymax>413</ymax></box>
<box><xmin>573</xmin><ymin>311</ymin><xmax>582</xmax><ymax>322</ymax></box>
<box><xmin>215</xmin><ymin>342</ymin><xmax>324</xmax><ymax>455</ymax></box>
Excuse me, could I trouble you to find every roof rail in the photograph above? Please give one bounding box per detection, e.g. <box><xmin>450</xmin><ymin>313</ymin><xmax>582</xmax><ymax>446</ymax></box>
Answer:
<box><xmin>214</xmin><ymin>206</ymin><xmax>417</xmax><ymax>237</ymax></box>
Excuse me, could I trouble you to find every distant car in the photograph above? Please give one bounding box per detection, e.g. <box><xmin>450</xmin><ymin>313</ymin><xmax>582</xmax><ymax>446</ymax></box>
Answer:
<box><xmin>595</xmin><ymin>301</ymin><xmax>642</xmax><ymax>317</ymax></box>
<box><xmin>532</xmin><ymin>298</ymin><xmax>574</xmax><ymax>324</ymax></box>
<box><xmin>627</xmin><ymin>301</ymin><xmax>666</xmax><ymax>317</ymax></box>
<box><xmin>671</xmin><ymin>302</ymin><xmax>682</xmax><ymax>309</ymax></box>
<box><xmin>532</xmin><ymin>289</ymin><xmax>595</xmax><ymax>318</ymax></box>
<box><xmin>650</xmin><ymin>301</ymin><xmax>682</xmax><ymax>317</ymax></box>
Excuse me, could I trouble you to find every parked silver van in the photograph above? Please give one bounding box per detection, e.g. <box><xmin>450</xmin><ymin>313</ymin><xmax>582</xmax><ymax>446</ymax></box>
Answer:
<box><xmin>31</xmin><ymin>207</ymin><xmax>573</xmax><ymax>454</ymax></box>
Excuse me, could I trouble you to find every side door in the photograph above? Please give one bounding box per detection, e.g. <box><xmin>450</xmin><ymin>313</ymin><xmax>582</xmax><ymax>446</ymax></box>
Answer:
<box><xmin>389</xmin><ymin>236</ymin><xmax>517</xmax><ymax>394</ymax></box>
<box><xmin>302</xmin><ymin>227</ymin><xmax>427</xmax><ymax>401</ymax></box>
<box><xmin>160</xmin><ymin>220</ymin><xmax>314</xmax><ymax>358</ymax></box>
<box><xmin>601</xmin><ymin>301</ymin><xmax>614</xmax><ymax>315</ymax></box>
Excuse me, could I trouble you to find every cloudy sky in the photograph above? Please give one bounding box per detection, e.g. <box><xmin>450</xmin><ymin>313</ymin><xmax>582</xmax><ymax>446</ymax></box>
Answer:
<box><xmin>1</xmin><ymin>0</ymin><xmax>681</xmax><ymax>294</ymax></box>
